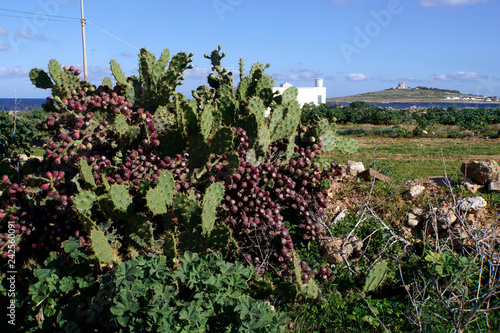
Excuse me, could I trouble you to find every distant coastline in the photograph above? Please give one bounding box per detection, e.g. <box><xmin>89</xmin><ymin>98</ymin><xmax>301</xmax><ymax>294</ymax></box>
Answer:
<box><xmin>327</xmin><ymin>99</ymin><xmax>500</xmax><ymax>105</ymax></box>
<box><xmin>326</xmin><ymin>101</ymin><xmax>500</xmax><ymax>110</ymax></box>
<box><xmin>327</xmin><ymin>86</ymin><xmax>500</xmax><ymax>105</ymax></box>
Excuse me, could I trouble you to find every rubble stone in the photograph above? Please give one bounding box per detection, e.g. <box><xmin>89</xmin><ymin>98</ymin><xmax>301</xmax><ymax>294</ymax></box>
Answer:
<box><xmin>404</xmin><ymin>185</ymin><xmax>426</xmax><ymax>200</ymax></box>
<box><xmin>461</xmin><ymin>160</ymin><xmax>500</xmax><ymax>185</ymax></box>
<box><xmin>344</xmin><ymin>161</ymin><xmax>365</xmax><ymax>177</ymax></box>
<box><xmin>487</xmin><ymin>181</ymin><xmax>500</xmax><ymax>193</ymax></box>
<box><xmin>318</xmin><ymin>235</ymin><xmax>363</xmax><ymax>264</ymax></box>
<box><xmin>358</xmin><ymin>168</ymin><xmax>394</xmax><ymax>183</ymax></box>
<box><xmin>457</xmin><ymin>197</ymin><xmax>487</xmax><ymax>213</ymax></box>
<box><xmin>461</xmin><ymin>178</ymin><xmax>483</xmax><ymax>193</ymax></box>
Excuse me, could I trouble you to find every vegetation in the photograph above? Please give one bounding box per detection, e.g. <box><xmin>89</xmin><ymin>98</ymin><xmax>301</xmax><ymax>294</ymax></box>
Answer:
<box><xmin>1</xmin><ymin>48</ymin><xmax>499</xmax><ymax>332</ymax></box>
<box><xmin>301</xmin><ymin>102</ymin><xmax>500</xmax><ymax>136</ymax></box>
<box><xmin>0</xmin><ymin>108</ymin><xmax>48</xmax><ymax>167</ymax></box>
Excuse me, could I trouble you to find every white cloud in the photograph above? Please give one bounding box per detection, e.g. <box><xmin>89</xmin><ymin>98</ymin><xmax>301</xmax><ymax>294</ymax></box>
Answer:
<box><xmin>273</xmin><ymin>67</ymin><xmax>324</xmax><ymax>83</ymax></box>
<box><xmin>345</xmin><ymin>73</ymin><xmax>370</xmax><ymax>81</ymax></box>
<box><xmin>16</xmin><ymin>28</ymin><xmax>47</xmax><ymax>41</ymax></box>
<box><xmin>433</xmin><ymin>71</ymin><xmax>486</xmax><ymax>81</ymax></box>
<box><xmin>0</xmin><ymin>42</ymin><xmax>9</xmax><ymax>51</ymax></box>
<box><xmin>120</xmin><ymin>51</ymin><xmax>132</xmax><ymax>57</ymax></box>
<box><xmin>0</xmin><ymin>67</ymin><xmax>29</xmax><ymax>79</ymax></box>
<box><xmin>86</xmin><ymin>65</ymin><xmax>110</xmax><ymax>82</ymax></box>
<box><xmin>184</xmin><ymin>67</ymin><xmax>211</xmax><ymax>79</ymax></box>
<box><xmin>0</xmin><ymin>26</ymin><xmax>8</xmax><ymax>36</ymax></box>
<box><xmin>420</xmin><ymin>0</ymin><xmax>487</xmax><ymax>6</ymax></box>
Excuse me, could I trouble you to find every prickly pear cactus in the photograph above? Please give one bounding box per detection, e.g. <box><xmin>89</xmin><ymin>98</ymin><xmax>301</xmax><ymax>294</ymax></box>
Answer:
<box><xmin>89</xmin><ymin>228</ymin><xmax>119</xmax><ymax>265</ymax></box>
<box><xmin>162</xmin><ymin>232</ymin><xmax>178</xmax><ymax>262</ymax></box>
<box><xmin>146</xmin><ymin>171</ymin><xmax>175</xmax><ymax>215</ymax></box>
<box><xmin>362</xmin><ymin>259</ymin><xmax>388</xmax><ymax>293</ymax></box>
<box><xmin>110</xmin><ymin>184</ymin><xmax>133</xmax><ymax>213</ymax></box>
<box><xmin>209</xmin><ymin>127</ymin><xmax>234</xmax><ymax>155</ymax></box>
<box><xmin>73</xmin><ymin>189</ymin><xmax>97</xmax><ymax>216</ymax></box>
<box><xmin>201</xmin><ymin>182</ymin><xmax>225</xmax><ymax>236</ymax></box>
<box><xmin>292</xmin><ymin>250</ymin><xmax>320</xmax><ymax>299</ymax></box>
<box><xmin>80</xmin><ymin>159</ymin><xmax>97</xmax><ymax>187</ymax></box>
<box><xmin>127</xmin><ymin>214</ymin><xmax>154</xmax><ymax>248</ymax></box>
<box><xmin>30</xmin><ymin>59</ymin><xmax>90</xmax><ymax>98</ymax></box>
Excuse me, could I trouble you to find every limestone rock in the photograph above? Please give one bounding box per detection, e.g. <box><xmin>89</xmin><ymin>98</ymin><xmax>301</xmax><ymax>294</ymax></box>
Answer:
<box><xmin>436</xmin><ymin>207</ymin><xmax>457</xmax><ymax>228</ymax></box>
<box><xmin>407</xmin><ymin>207</ymin><xmax>424</xmax><ymax>227</ymax></box>
<box><xmin>461</xmin><ymin>160</ymin><xmax>500</xmax><ymax>185</ymax></box>
<box><xmin>404</xmin><ymin>185</ymin><xmax>426</xmax><ymax>200</ymax></box>
<box><xmin>407</xmin><ymin>212</ymin><xmax>421</xmax><ymax>227</ymax></box>
<box><xmin>358</xmin><ymin>168</ymin><xmax>394</xmax><ymax>183</ymax></box>
<box><xmin>332</xmin><ymin>209</ymin><xmax>348</xmax><ymax>225</ymax></box>
<box><xmin>318</xmin><ymin>235</ymin><xmax>363</xmax><ymax>264</ymax></box>
<box><xmin>344</xmin><ymin>161</ymin><xmax>365</xmax><ymax>177</ymax></box>
<box><xmin>461</xmin><ymin>178</ymin><xmax>483</xmax><ymax>193</ymax></box>
<box><xmin>424</xmin><ymin>206</ymin><xmax>457</xmax><ymax>232</ymax></box>
<box><xmin>457</xmin><ymin>197</ymin><xmax>487</xmax><ymax>213</ymax></box>
<box><xmin>487</xmin><ymin>181</ymin><xmax>500</xmax><ymax>193</ymax></box>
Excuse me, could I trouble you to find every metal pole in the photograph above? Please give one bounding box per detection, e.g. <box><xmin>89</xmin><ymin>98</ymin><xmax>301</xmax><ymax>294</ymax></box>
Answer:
<box><xmin>80</xmin><ymin>0</ymin><xmax>88</xmax><ymax>81</ymax></box>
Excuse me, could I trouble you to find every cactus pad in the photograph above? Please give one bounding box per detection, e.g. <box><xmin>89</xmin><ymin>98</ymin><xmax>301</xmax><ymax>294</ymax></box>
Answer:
<box><xmin>90</xmin><ymin>228</ymin><xmax>118</xmax><ymax>264</ymax></box>
<box><xmin>146</xmin><ymin>171</ymin><xmax>175</xmax><ymax>215</ymax></box>
<box><xmin>48</xmin><ymin>59</ymin><xmax>62</xmax><ymax>86</ymax></box>
<box><xmin>363</xmin><ymin>259</ymin><xmax>388</xmax><ymax>293</ymax></box>
<box><xmin>319</xmin><ymin>130</ymin><xmax>338</xmax><ymax>153</ymax></box>
<box><xmin>248</xmin><ymin>96</ymin><xmax>266</xmax><ymax>126</ymax></box>
<box><xmin>210</xmin><ymin>127</ymin><xmax>234</xmax><ymax>155</ymax></box>
<box><xmin>280</xmin><ymin>87</ymin><xmax>298</xmax><ymax>105</ymax></box>
<box><xmin>336</xmin><ymin>136</ymin><xmax>359</xmax><ymax>155</ymax></box>
<box><xmin>73</xmin><ymin>190</ymin><xmax>97</xmax><ymax>215</ymax></box>
<box><xmin>110</xmin><ymin>184</ymin><xmax>132</xmax><ymax>213</ymax></box>
<box><xmin>200</xmin><ymin>105</ymin><xmax>214</xmax><ymax>141</ymax></box>
<box><xmin>110</xmin><ymin>59</ymin><xmax>128</xmax><ymax>85</ymax></box>
<box><xmin>269</xmin><ymin>105</ymin><xmax>284</xmax><ymax>133</ymax></box>
<box><xmin>127</xmin><ymin>214</ymin><xmax>154</xmax><ymax>247</ymax></box>
<box><xmin>201</xmin><ymin>182</ymin><xmax>225</xmax><ymax>236</ymax></box>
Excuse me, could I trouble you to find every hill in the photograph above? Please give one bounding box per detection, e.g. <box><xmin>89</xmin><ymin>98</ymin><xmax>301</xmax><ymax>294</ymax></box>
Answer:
<box><xmin>327</xmin><ymin>86</ymin><xmax>500</xmax><ymax>104</ymax></box>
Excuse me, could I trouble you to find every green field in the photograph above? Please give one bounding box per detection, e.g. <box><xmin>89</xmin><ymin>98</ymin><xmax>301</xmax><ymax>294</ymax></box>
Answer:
<box><xmin>325</xmin><ymin>133</ymin><xmax>500</xmax><ymax>183</ymax></box>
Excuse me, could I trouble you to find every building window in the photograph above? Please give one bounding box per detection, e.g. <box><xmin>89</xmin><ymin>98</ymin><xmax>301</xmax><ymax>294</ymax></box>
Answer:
<box><xmin>317</xmin><ymin>95</ymin><xmax>322</xmax><ymax>104</ymax></box>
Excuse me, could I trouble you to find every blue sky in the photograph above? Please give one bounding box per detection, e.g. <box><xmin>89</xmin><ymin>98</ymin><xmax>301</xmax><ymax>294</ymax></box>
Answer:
<box><xmin>1</xmin><ymin>0</ymin><xmax>499</xmax><ymax>99</ymax></box>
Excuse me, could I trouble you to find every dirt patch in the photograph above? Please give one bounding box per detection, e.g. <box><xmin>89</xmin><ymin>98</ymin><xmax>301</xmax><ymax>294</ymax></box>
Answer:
<box><xmin>358</xmin><ymin>154</ymin><xmax>500</xmax><ymax>161</ymax></box>
<box><xmin>356</xmin><ymin>137</ymin><xmax>491</xmax><ymax>145</ymax></box>
<box><xmin>326</xmin><ymin>179</ymin><xmax>364</xmax><ymax>216</ymax></box>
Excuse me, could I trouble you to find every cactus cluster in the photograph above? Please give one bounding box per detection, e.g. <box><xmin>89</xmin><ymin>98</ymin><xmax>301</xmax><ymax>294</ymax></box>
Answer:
<box><xmin>3</xmin><ymin>46</ymin><xmax>346</xmax><ymax>302</ymax></box>
<box><xmin>30</xmin><ymin>60</ymin><xmax>89</xmax><ymax>96</ymax></box>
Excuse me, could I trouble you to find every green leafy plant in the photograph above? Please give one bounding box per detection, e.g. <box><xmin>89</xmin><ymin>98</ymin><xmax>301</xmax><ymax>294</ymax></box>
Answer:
<box><xmin>25</xmin><ymin>239</ymin><xmax>289</xmax><ymax>332</ymax></box>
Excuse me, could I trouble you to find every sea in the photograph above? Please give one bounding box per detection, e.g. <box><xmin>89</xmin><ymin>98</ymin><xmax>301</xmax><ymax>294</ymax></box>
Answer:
<box><xmin>1</xmin><ymin>98</ymin><xmax>499</xmax><ymax>112</ymax></box>
<box><xmin>0</xmin><ymin>98</ymin><xmax>46</xmax><ymax>112</ymax></box>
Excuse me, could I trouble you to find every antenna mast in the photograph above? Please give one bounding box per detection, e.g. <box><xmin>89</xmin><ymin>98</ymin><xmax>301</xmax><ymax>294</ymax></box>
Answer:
<box><xmin>80</xmin><ymin>0</ymin><xmax>88</xmax><ymax>81</ymax></box>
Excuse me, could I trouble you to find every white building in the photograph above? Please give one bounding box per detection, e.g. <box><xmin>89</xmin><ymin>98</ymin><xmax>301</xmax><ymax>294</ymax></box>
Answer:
<box><xmin>273</xmin><ymin>78</ymin><xmax>326</xmax><ymax>107</ymax></box>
